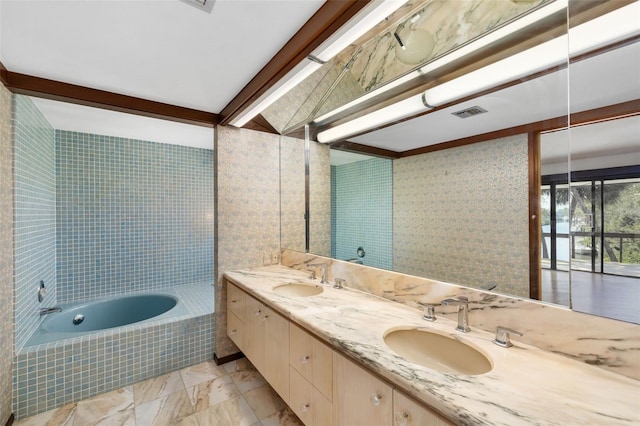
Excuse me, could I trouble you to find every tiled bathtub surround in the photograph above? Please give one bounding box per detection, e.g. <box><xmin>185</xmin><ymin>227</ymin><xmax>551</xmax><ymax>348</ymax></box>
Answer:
<box><xmin>281</xmin><ymin>249</ymin><xmax>640</xmax><ymax>381</ymax></box>
<box><xmin>13</xmin><ymin>283</ymin><xmax>214</xmax><ymax>420</ymax></box>
<box><xmin>56</xmin><ymin>130</ymin><xmax>214</xmax><ymax>302</ymax></box>
<box><xmin>13</xmin><ymin>95</ymin><xmax>57</xmax><ymax>350</ymax></box>
<box><xmin>0</xmin><ymin>83</ymin><xmax>14</xmax><ymax>425</ymax></box>
<box><xmin>331</xmin><ymin>157</ymin><xmax>392</xmax><ymax>269</ymax></box>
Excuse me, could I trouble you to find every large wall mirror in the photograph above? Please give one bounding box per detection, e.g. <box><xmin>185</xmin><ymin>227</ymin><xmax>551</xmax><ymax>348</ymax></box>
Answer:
<box><xmin>297</xmin><ymin>1</ymin><xmax>639</xmax><ymax>324</ymax></box>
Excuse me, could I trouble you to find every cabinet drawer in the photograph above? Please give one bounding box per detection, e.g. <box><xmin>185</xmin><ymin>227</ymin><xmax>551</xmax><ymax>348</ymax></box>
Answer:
<box><xmin>227</xmin><ymin>311</ymin><xmax>244</xmax><ymax>350</ymax></box>
<box><xmin>290</xmin><ymin>322</ymin><xmax>333</xmax><ymax>400</ymax></box>
<box><xmin>333</xmin><ymin>352</ymin><xmax>393</xmax><ymax>426</ymax></box>
<box><xmin>290</xmin><ymin>367</ymin><xmax>333</xmax><ymax>426</ymax></box>
<box><xmin>290</xmin><ymin>367</ymin><xmax>314</xmax><ymax>425</ymax></box>
<box><xmin>393</xmin><ymin>389</ymin><xmax>454</xmax><ymax>426</ymax></box>
<box><xmin>227</xmin><ymin>282</ymin><xmax>246</xmax><ymax>318</ymax></box>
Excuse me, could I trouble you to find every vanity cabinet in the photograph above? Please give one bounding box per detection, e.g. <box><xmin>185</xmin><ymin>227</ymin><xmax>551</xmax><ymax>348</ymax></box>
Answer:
<box><xmin>263</xmin><ymin>304</ymin><xmax>290</xmax><ymax>402</ymax></box>
<box><xmin>289</xmin><ymin>322</ymin><xmax>333</xmax><ymax>425</ymax></box>
<box><xmin>244</xmin><ymin>294</ymin><xmax>265</xmax><ymax>371</ymax></box>
<box><xmin>333</xmin><ymin>351</ymin><xmax>393</xmax><ymax>426</ymax></box>
<box><xmin>226</xmin><ymin>283</ymin><xmax>246</xmax><ymax>348</ymax></box>
<box><xmin>226</xmin><ymin>282</ymin><xmax>289</xmax><ymax>401</ymax></box>
<box><xmin>290</xmin><ymin>367</ymin><xmax>333</xmax><ymax>426</ymax></box>
<box><xmin>393</xmin><ymin>389</ymin><xmax>454</xmax><ymax>426</ymax></box>
<box><xmin>226</xmin><ymin>280</ymin><xmax>454</xmax><ymax>426</ymax></box>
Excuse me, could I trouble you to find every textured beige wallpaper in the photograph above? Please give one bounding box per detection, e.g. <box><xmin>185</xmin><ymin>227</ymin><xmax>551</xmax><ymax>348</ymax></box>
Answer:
<box><xmin>309</xmin><ymin>141</ymin><xmax>331</xmax><ymax>257</ymax></box>
<box><xmin>0</xmin><ymin>83</ymin><xmax>14</xmax><ymax>423</ymax></box>
<box><xmin>214</xmin><ymin>126</ymin><xmax>283</xmax><ymax>358</ymax></box>
<box><xmin>393</xmin><ymin>134</ymin><xmax>530</xmax><ymax>298</ymax></box>
<box><xmin>280</xmin><ymin>135</ymin><xmax>306</xmax><ymax>252</ymax></box>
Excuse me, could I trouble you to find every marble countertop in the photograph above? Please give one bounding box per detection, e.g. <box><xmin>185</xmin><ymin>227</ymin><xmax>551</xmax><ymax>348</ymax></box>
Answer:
<box><xmin>224</xmin><ymin>265</ymin><xmax>639</xmax><ymax>426</ymax></box>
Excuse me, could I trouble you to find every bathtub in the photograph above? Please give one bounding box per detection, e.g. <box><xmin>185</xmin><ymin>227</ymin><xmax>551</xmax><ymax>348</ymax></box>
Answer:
<box><xmin>14</xmin><ymin>283</ymin><xmax>214</xmax><ymax>420</ymax></box>
<box><xmin>29</xmin><ymin>294</ymin><xmax>182</xmax><ymax>345</ymax></box>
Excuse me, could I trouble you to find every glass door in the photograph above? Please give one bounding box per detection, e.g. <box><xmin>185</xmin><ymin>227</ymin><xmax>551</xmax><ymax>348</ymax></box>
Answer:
<box><xmin>569</xmin><ymin>180</ymin><xmax>601</xmax><ymax>274</ymax></box>
<box><xmin>602</xmin><ymin>178</ymin><xmax>640</xmax><ymax>278</ymax></box>
<box><xmin>541</xmin><ymin>182</ymin><xmax>571</xmax><ymax>272</ymax></box>
<box><xmin>568</xmin><ymin>175</ymin><xmax>640</xmax><ymax>278</ymax></box>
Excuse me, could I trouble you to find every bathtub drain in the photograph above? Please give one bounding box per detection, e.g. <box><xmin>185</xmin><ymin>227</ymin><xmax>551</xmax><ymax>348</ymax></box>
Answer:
<box><xmin>73</xmin><ymin>314</ymin><xmax>85</xmax><ymax>325</ymax></box>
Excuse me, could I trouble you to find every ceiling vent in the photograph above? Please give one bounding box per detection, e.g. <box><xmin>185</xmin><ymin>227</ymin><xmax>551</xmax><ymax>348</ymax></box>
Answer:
<box><xmin>451</xmin><ymin>106</ymin><xmax>487</xmax><ymax>119</ymax></box>
<box><xmin>180</xmin><ymin>0</ymin><xmax>215</xmax><ymax>13</ymax></box>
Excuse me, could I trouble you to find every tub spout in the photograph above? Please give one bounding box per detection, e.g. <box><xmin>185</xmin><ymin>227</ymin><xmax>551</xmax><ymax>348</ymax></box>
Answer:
<box><xmin>39</xmin><ymin>307</ymin><xmax>62</xmax><ymax>316</ymax></box>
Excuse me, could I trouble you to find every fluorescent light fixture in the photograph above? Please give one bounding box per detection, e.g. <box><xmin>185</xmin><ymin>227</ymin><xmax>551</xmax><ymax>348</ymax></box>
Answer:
<box><xmin>230</xmin><ymin>0</ymin><xmax>408</xmax><ymax>127</ymax></box>
<box><xmin>424</xmin><ymin>1</ymin><xmax>640</xmax><ymax>107</ymax></box>
<box><xmin>313</xmin><ymin>0</ymin><xmax>567</xmax><ymax>125</ymax></box>
<box><xmin>317</xmin><ymin>94</ymin><xmax>430</xmax><ymax>143</ymax></box>
<box><xmin>568</xmin><ymin>1</ymin><xmax>640</xmax><ymax>56</ymax></box>
<box><xmin>312</xmin><ymin>0</ymin><xmax>409</xmax><ymax>63</ymax></box>
<box><xmin>424</xmin><ymin>36</ymin><xmax>568</xmax><ymax>107</ymax></box>
<box><xmin>313</xmin><ymin>70</ymin><xmax>421</xmax><ymax>124</ymax></box>
<box><xmin>420</xmin><ymin>0</ymin><xmax>568</xmax><ymax>74</ymax></box>
<box><xmin>230</xmin><ymin>59</ymin><xmax>322</xmax><ymax>127</ymax></box>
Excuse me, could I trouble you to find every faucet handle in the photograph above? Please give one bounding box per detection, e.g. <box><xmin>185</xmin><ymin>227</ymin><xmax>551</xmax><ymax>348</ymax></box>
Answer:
<box><xmin>419</xmin><ymin>302</ymin><xmax>438</xmax><ymax>322</ymax></box>
<box><xmin>307</xmin><ymin>269</ymin><xmax>316</xmax><ymax>280</ymax></box>
<box><xmin>493</xmin><ymin>326</ymin><xmax>523</xmax><ymax>348</ymax></box>
<box><xmin>334</xmin><ymin>278</ymin><xmax>345</xmax><ymax>289</ymax></box>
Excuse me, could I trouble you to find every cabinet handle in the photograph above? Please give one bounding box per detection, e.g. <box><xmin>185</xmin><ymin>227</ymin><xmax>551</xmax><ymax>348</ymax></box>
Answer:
<box><xmin>300</xmin><ymin>355</ymin><xmax>310</xmax><ymax>364</ymax></box>
<box><xmin>229</xmin><ymin>329</ymin><xmax>237</xmax><ymax>335</ymax></box>
<box><xmin>261</xmin><ymin>314</ymin><xmax>269</xmax><ymax>321</ymax></box>
<box><xmin>231</xmin><ymin>299</ymin><xmax>238</xmax><ymax>304</ymax></box>
<box><xmin>253</xmin><ymin>309</ymin><xmax>262</xmax><ymax>316</ymax></box>
<box><xmin>396</xmin><ymin>411</ymin><xmax>410</xmax><ymax>426</ymax></box>
<box><xmin>370</xmin><ymin>393</ymin><xmax>382</xmax><ymax>406</ymax></box>
<box><xmin>300</xmin><ymin>403</ymin><xmax>310</xmax><ymax>412</ymax></box>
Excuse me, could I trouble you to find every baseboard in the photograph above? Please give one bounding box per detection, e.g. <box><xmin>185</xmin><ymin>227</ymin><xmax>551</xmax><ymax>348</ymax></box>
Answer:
<box><xmin>4</xmin><ymin>413</ymin><xmax>14</xmax><ymax>426</ymax></box>
<box><xmin>213</xmin><ymin>351</ymin><xmax>244</xmax><ymax>365</ymax></box>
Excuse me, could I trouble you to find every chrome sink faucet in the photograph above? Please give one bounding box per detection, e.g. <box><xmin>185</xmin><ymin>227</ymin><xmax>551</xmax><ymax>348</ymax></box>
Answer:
<box><xmin>39</xmin><ymin>307</ymin><xmax>62</xmax><ymax>316</ymax></box>
<box><xmin>307</xmin><ymin>263</ymin><xmax>329</xmax><ymax>284</ymax></box>
<box><xmin>441</xmin><ymin>296</ymin><xmax>470</xmax><ymax>332</ymax></box>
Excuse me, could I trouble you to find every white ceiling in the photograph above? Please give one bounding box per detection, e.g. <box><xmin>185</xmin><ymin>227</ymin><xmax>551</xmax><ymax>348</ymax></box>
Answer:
<box><xmin>2</xmin><ymin>0</ymin><xmax>637</xmax><ymax>163</ymax></box>
<box><xmin>0</xmin><ymin>0</ymin><xmax>324</xmax><ymax>113</ymax></box>
<box><xmin>32</xmin><ymin>97</ymin><xmax>215</xmax><ymax>149</ymax></box>
<box><xmin>350</xmin><ymin>40</ymin><xmax>640</xmax><ymax>155</ymax></box>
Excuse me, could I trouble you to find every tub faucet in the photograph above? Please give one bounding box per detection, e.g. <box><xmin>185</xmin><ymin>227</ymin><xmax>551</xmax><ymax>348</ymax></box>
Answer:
<box><xmin>441</xmin><ymin>297</ymin><xmax>470</xmax><ymax>333</ymax></box>
<box><xmin>39</xmin><ymin>307</ymin><xmax>62</xmax><ymax>316</ymax></box>
<box><xmin>307</xmin><ymin>263</ymin><xmax>328</xmax><ymax>284</ymax></box>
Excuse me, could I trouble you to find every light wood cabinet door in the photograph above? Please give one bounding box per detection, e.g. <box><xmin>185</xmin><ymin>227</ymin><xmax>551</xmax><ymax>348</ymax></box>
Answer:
<box><xmin>290</xmin><ymin>323</ymin><xmax>333</xmax><ymax>400</ymax></box>
<box><xmin>227</xmin><ymin>282</ymin><xmax>246</xmax><ymax>318</ymax></box>
<box><xmin>312</xmin><ymin>388</ymin><xmax>332</xmax><ymax>426</ymax></box>
<box><xmin>264</xmin><ymin>305</ymin><xmax>290</xmax><ymax>402</ymax></box>
<box><xmin>290</xmin><ymin>367</ymin><xmax>314</xmax><ymax>425</ymax></box>
<box><xmin>393</xmin><ymin>389</ymin><xmax>454</xmax><ymax>426</ymax></box>
<box><xmin>333</xmin><ymin>352</ymin><xmax>393</xmax><ymax>426</ymax></box>
<box><xmin>290</xmin><ymin>323</ymin><xmax>314</xmax><ymax>381</ymax></box>
<box><xmin>227</xmin><ymin>311</ymin><xmax>244</xmax><ymax>350</ymax></box>
<box><xmin>244</xmin><ymin>295</ymin><xmax>265</xmax><ymax>373</ymax></box>
<box><xmin>290</xmin><ymin>367</ymin><xmax>334</xmax><ymax>426</ymax></box>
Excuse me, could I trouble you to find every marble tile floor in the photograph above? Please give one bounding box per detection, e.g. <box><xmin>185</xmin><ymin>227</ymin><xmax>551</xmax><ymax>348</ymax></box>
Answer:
<box><xmin>15</xmin><ymin>358</ymin><xmax>304</xmax><ymax>426</ymax></box>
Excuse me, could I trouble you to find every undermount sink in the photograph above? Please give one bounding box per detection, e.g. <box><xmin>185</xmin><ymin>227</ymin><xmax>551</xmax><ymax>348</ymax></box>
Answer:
<box><xmin>272</xmin><ymin>283</ymin><xmax>324</xmax><ymax>297</ymax></box>
<box><xmin>383</xmin><ymin>328</ymin><xmax>492</xmax><ymax>375</ymax></box>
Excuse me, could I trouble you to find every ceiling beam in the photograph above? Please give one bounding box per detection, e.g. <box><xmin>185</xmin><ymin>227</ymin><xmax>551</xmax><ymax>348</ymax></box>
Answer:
<box><xmin>0</xmin><ymin>62</ymin><xmax>218</xmax><ymax>127</ymax></box>
<box><xmin>219</xmin><ymin>0</ymin><xmax>370</xmax><ymax>126</ymax></box>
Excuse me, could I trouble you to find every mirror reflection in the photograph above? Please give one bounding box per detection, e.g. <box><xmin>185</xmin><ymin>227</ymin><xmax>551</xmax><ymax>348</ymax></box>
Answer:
<box><xmin>305</xmin><ymin>1</ymin><xmax>640</xmax><ymax>324</ymax></box>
